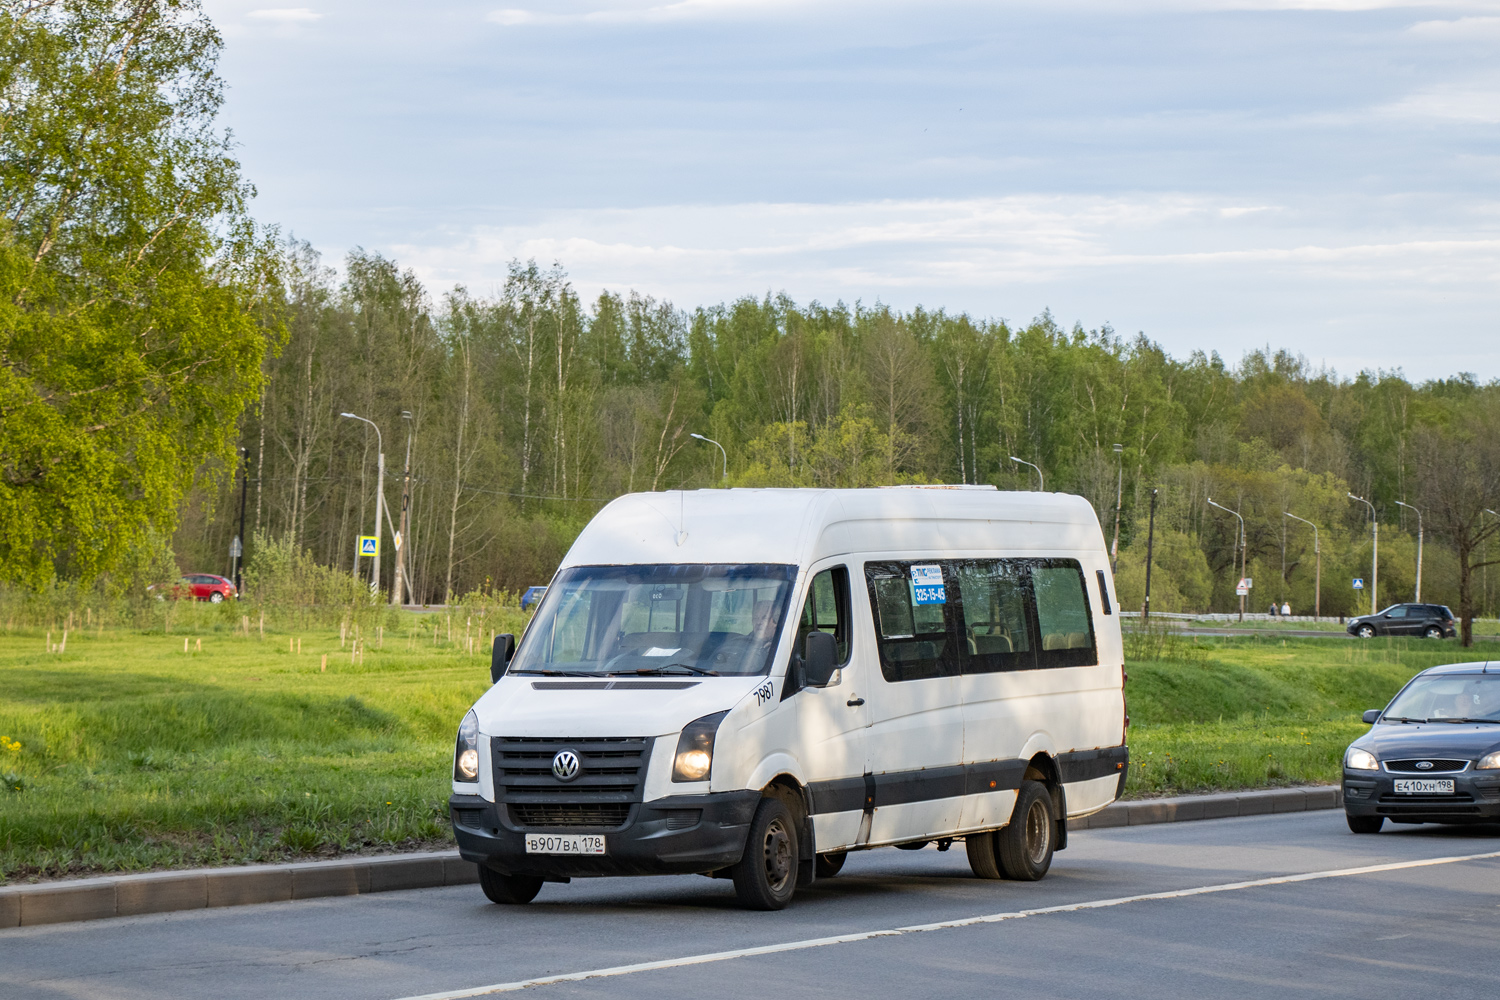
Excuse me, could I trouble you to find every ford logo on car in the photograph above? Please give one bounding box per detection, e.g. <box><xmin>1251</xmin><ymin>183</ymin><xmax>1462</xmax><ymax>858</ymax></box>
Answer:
<box><xmin>551</xmin><ymin>749</ymin><xmax>581</xmax><ymax>781</ymax></box>
<box><xmin>1415</xmin><ymin>761</ymin><xmax>1434</xmax><ymax>770</ymax></box>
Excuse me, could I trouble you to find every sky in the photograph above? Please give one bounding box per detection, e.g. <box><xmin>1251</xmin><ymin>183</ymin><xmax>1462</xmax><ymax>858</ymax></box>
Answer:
<box><xmin>202</xmin><ymin>0</ymin><xmax>1500</xmax><ymax>380</ymax></box>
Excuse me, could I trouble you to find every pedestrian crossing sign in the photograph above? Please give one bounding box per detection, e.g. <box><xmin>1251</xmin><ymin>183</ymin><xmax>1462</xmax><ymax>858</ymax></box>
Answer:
<box><xmin>358</xmin><ymin>535</ymin><xmax>379</xmax><ymax>557</ymax></box>
<box><xmin>1352</xmin><ymin>578</ymin><xmax>1364</xmax><ymax>590</ymax></box>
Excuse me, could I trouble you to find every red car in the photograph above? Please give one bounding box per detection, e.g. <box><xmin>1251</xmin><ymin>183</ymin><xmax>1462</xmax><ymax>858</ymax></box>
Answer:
<box><xmin>151</xmin><ymin>574</ymin><xmax>237</xmax><ymax>603</ymax></box>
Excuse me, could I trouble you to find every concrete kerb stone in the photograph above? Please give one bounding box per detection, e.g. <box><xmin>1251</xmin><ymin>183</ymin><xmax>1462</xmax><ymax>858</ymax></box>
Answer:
<box><xmin>0</xmin><ymin>788</ymin><xmax>1344</xmax><ymax>929</ymax></box>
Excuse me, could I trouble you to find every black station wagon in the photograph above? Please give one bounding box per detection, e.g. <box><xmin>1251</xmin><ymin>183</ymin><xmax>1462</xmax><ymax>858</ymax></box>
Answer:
<box><xmin>1343</xmin><ymin>662</ymin><xmax>1500</xmax><ymax>832</ymax></box>
<box><xmin>1346</xmin><ymin>603</ymin><xmax>1456</xmax><ymax>640</ymax></box>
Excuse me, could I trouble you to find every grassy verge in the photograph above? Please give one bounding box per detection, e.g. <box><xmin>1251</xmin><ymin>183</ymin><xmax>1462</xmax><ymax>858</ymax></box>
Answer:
<box><xmin>1</xmin><ymin>624</ymin><xmax>1492</xmax><ymax>882</ymax></box>
<box><xmin>1123</xmin><ymin>633</ymin><xmax>1495</xmax><ymax>796</ymax></box>
<box><xmin>0</xmin><ymin>619</ymin><xmax>509</xmax><ymax>883</ymax></box>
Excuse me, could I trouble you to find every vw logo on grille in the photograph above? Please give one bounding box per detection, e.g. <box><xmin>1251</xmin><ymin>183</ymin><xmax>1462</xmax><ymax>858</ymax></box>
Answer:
<box><xmin>1415</xmin><ymin>761</ymin><xmax>1434</xmax><ymax>770</ymax></box>
<box><xmin>551</xmin><ymin>749</ymin><xmax>581</xmax><ymax>781</ymax></box>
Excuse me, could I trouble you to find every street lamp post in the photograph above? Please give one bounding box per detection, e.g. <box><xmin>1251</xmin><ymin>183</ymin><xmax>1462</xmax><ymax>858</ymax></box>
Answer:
<box><xmin>391</xmin><ymin>411</ymin><xmax>414</xmax><ymax>607</ymax></box>
<box><xmin>1283</xmin><ymin>511</ymin><xmax>1320</xmax><ymax>621</ymax></box>
<box><xmin>690</xmin><ymin>433</ymin><xmax>728</xmax><ymax>483</ymax></box>
<box><xmin>1395</xmin><ymin>500</ymin><xmax>1424</xmax><ymax>603</ymax></box>
<box><xmin>1142</xmin><ymin>487</ymin><xmax>1159</xmax><ymax>621</ymax></box>
<box><xmin>1110</xmin><ymin>443</ymin><xmax>1124</xmax><ymax>575</ymax></box>
<box><xmin>1349</xmin><ymin>493</ymin><xmax>1378</xmax><ymax>616</ymax></box>
<box><xmin>1010</xmin><ymin>456</ymin><xmax>1043</xmax><ymax>492</ymax></box>
<box><xmin>232</xmin><ymin>447</ymin><xmax>249</xmax><ymax>594</ymax></box>
<box><xmin>341</xmin><ymin>412</ymin><xmax>385</xmax><ymax>594</ymax></box>
<box><xmin>1207</xmin><ymin>497</ymin><xmax>1247</xmax><ymax>622</ymax></box>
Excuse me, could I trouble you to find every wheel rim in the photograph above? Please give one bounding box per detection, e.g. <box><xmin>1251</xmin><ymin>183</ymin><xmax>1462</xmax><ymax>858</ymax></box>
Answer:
<box><xmin>1359</xmin><ymin>627</ymin><xmax>1373</xmax><ymax>638</ymax></box>
<box><xmin>762</xmin><ymin>817</ymin><xmax>793</xmax><ymax>892</ymax></box>
<box><xmin>1024</xmin><ymin>799</ymin><xmax>1050</xmax><ymax>866</ymax></box>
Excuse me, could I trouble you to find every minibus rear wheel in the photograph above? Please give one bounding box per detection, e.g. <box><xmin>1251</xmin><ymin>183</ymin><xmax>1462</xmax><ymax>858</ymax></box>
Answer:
<box><xmin>996</xmin><ymin>780</ymin><xmax>1055</xmax><ymax>881</ymax></box>
<box><xmin>965</xmin><ymin>830</ymin><xmax>1003</xmax><ymax>879</ymax></box>
<box><xmin>732</xmin><ymin>796</ymin><xmax>799</xmax><ymax>909</ymax></box>
<box><xmin>479</xmin><ymin>866</ymin><xmax>544</xmax><ymax>905</ymax></box>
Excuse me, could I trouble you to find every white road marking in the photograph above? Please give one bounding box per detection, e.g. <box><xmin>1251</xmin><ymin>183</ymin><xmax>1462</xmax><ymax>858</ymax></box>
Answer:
<box><xmin>394</xmin><ymin>849</ymin><xmax>1500</xmax><ymax>1000</ymax></box>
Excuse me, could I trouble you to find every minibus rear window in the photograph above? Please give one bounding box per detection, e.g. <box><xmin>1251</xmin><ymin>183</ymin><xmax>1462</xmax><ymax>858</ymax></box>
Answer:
<box><xmin>512</xmin><ymin>564</ymin><xmax>797</xmax><ymax>677</ymax></box>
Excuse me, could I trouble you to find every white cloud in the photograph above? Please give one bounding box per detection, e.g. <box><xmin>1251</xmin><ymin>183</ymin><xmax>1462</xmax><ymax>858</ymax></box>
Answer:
<box><xmin>1384</xmin><ymin>79</ymin><xmax>1500</xmax><ymax>122</ymax></box>
<box><xmin>247</xmin><ymin>8</ymin><xmax>323</xmax><ymax>22</ymax></box>
<box><xmin>1408</xmin><ymin>15</ymin><xmax>1500</xmax><ymax>38</ymax></box>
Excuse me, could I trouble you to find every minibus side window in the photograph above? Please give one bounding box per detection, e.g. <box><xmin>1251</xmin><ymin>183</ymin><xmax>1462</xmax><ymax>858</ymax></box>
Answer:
<box><xmin>1032</xmin><ymin>561</ymin><xmax>1098</xmax><ymax>668</ymax></box>
<box><xmin>798</xmin><ymin>567</ymin><xmax>851</xmax><ymax>664</ymax></box>
<box><xmin>864</xmin><ymin>562</ymin><xmax>956</xmax><ymax>682</ymax></box>
<box><xmin>952</xmin><ymin>560</ymin><xmax>1036</xmax><ymax>673</ymax></box>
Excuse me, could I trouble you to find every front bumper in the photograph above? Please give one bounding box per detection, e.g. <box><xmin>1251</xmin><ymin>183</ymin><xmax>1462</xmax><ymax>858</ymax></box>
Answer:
<box><xmin>1344</xmin><ymin>768</ymin><xmax>1500</xmax><ymax>824</ymax></box>
<box><xmin>450</xmin><ymin>789</ymin><xmax>762</xmax><ymax>877</ymax></box>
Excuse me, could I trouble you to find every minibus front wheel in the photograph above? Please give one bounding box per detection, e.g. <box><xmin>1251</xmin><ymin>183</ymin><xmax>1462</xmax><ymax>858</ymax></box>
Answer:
<box><xmin>731</xmin><ymin>797</ymin><xmax>799</xmax><ymax>910</ymax></box>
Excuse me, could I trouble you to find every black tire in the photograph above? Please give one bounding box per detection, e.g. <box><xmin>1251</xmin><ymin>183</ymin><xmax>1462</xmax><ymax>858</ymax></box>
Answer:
<box><xmin>1347</xmin><ymin>813</ymin><xmax>1384</xmax><ymax>834</ymax></box>
<box><xmin>1424</xmin><ymin>626</ymin><xmax>1443</xmax><ymax>640</ymax></box>
<box><xmin>1357</xmin><ymin>625</ymin><xmax>1375</xmax><ymax>638</ymax></box>
<box><xmin>478</xmin><ymin>866</ymin><xmax>544</xmax><ymax>904</ymax></box>
<box><xmin>965</xmin><ymin>830</ymin><xmax>1003</xmax><ymax>879</ymax></box>
<box><xmin>996</xmin><ymin>780</ymin><xmax>1055</xmax><ymax>881</ymax></box>
<box><xmin>731</xmin><ymin>796</ymin><xmax>799</xmax><ymax>910</ymax></box>
<box><xmin>814</xmin><ymin>851</ymin><xmax>847</xmax><ymax>878</ymax></box>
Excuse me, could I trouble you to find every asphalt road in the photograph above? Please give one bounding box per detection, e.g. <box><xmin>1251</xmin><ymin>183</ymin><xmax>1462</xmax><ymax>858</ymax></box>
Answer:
<box><xmin>4</xmin><ymin>812</ymin><xmax>1500</xmax><ymax>1000</ymax></box>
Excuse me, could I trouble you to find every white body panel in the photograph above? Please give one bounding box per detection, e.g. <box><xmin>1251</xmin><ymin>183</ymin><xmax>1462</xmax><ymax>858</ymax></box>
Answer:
<box><xmin>461</xmin><ymin>487</ymin><xmax>1127</xmax><ymax>849</ymax></box>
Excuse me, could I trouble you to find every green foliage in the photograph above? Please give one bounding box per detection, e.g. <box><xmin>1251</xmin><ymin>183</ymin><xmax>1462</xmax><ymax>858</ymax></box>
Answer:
<box><xmin>0</xmin><ymin>0</ymin><xmax>280</xmax><ymax>588</ymax></box>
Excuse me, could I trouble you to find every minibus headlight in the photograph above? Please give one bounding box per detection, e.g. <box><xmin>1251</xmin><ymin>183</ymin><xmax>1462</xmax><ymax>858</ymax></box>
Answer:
<box><xmin>672</xmin><ymin>711</ymin><xmax>729</xmax><ymax>783</ymax></box>
<box><xmin>1345</xmin><ymin>747</ymin><xmax>1378</xmax><ymax>771</ymax></box>
<box><xmin>454</xmin><ymin>709</ymin><xmax>480</xmax><ymax>782</ymax></box>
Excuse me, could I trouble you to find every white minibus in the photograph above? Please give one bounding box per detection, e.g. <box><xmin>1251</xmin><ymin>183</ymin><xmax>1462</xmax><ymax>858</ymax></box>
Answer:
<box><xmin>450</xmin><ymin>486</ymin><xmax>1128</xmax><ymax>909</ymax></box>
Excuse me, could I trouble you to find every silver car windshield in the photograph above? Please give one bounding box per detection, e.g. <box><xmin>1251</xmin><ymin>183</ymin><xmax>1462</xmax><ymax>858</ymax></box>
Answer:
<box><xmin>510</xmin><ymin>564</ymin><xmax>797</xmax><ymax>677</ymax></box>
<box><xmin>1384</xmin><ymin>674</ymin><xmax>1500</xmax><ymax>723</ymax></box>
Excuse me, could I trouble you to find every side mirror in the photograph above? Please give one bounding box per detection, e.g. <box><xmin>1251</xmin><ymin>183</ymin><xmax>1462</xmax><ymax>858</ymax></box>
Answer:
<box><xmin>1362</xmin><ymin>709</ymin><xmax>1381</xmax><ymax>724</ymax></box>
<box><xmin>491</xmin><ymin>633</ymin><xmax>515</xmax><ymax>684</ymax></box>
<box><xmin>803</xmin><ymin>631</ymin><xmax>838</xmax><ymax>687</ymax></box>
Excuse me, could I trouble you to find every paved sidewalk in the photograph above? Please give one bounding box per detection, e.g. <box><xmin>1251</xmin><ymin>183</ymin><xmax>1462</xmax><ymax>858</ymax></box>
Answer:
<box><xmin>0</xmin><ymin>785</ymin><xmax>1342</xmax><ymax>929</ymax></box>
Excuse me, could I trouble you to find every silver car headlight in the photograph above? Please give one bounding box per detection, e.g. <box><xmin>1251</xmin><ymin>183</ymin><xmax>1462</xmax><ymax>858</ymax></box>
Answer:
<box><xmin>1345</xmin><ymin>747</ymin><xmax>1378</xmax><ymax>771</ymax></box>
<box><xmin>1477</xmin><ymin>751</ymin><xmax>1500</xmax><ymax>770</ymax></box>
<box><xmin>454</xmin><ymin>709</ymin><xmax>479</xmax><ymax>782</ymax></box>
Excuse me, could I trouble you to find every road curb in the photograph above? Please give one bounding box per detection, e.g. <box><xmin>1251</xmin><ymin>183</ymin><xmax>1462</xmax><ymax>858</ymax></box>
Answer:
<box><xmin>1071</xmin><ymin>785</ymin><xmax>1342</xmax><ymax>831</ymax></box>
<box><xmin>1</xmin><ymin>786</ymin><xmax>1341</xmax><ymax>930</ymax></box>
<box><xmin>0</xmin><ymin>851</ymin><xmax>479</xmax><ymax>930</ymax></box>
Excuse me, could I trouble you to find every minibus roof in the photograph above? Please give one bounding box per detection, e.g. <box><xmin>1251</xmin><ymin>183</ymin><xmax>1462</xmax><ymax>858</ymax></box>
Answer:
<box><xmin>560</xmin><ymin>487</ymin><xmax>1105</xmax><ymax>570</ymax></box>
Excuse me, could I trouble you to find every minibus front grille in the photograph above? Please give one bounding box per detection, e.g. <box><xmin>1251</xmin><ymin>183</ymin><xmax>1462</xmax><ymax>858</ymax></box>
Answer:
<box><xmin>509</xmin><ymin>803</ymin><xmax>633</xmax><ymax>829</ymax></box>
<box><xmin>492</xmin><ymin>737</ymin><xmax>652</xmax><ymax>808</ymax></box>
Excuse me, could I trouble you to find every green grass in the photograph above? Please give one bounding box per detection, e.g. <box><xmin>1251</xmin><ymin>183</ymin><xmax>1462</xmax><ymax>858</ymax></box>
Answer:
<box><xmin>0</xmin><ymin>619</ymin><xmax>508</xmax><ymax>883</ymax></box>
<box><xmin>1123</xmin><ymin>633</ymin><xmax>1497</xmax><ymax>796</ymax></box>
<box><xmin>1</xmin><ymin>622</ymin><xmax>1495</xmax><ymax>882</ymax></box>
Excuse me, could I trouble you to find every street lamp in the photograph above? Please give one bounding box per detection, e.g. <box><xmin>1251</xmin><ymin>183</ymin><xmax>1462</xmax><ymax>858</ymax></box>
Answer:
<box><xmin>1010</xmin><ymin>456</ymin><xmax>1044</xmax><ymax>492</ymax></box>
<box><xmin>1395</xmin><ymin>500</ymin><xmax>1424</xmax><ymax>603</ymax></box>
<box><xmin>1110</xmin><ymin>443</ymin><xmax>1124</xmax><ymax>575</ymax></box>
<box><xmin>341</xmin><ymin>411</ymin><xmax>385</xmax><ymax>593</ymax></box>
<box><xmin>1142</xmin><ymin>487</ymin><xmax>1159</xmax><ymax>621</ymax></box>
<box><xmin>1207</xmin><ymin>497</ymin><xmax>1247</xmax><ymax>621</ymax></box>
<box><xmin>690</xmin><ymin>433</ymin><xmax>728</xmax><ymax>483</ymax></box>
<box><xmin>1348</xmin><ymin>492</ymin><xmax>1377</xmax><ymax>616</ymax></box>
<box><xmin>391</xmin><ymin>410</ymin><xmax>414</xmax><ymax>607</ymax></box>
<box><xmin>1283</xmin><ymin>511</ymin><xmax>1320</xmax><ymax>621</ymax></box>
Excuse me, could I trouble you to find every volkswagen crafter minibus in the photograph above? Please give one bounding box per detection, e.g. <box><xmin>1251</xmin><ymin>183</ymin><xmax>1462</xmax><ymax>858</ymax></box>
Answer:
<box><xmin>450</xmin><ymin>487</ymin><xmax>1128</xmax><ymax>909</ymax></box>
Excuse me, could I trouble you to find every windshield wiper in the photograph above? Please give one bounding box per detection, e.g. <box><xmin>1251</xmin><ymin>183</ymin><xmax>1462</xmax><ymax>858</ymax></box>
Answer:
<box><xmin>1384</xmin><ymin>716</ymin><xmax>1427</xmax><ymax>724</ymax></box>
<box><xmin>511</xmin><ymin>669</ymin><xmax>604</xmax><ymax>678</ymax></box>
<box><xmin>1435</xmin><ymin>717</ymin><xmax>1500</xmax><ymax>724</ymax></box>
<box><xmin>613</xmin><ymin>664</ymin><xmax>720</xmax><ymax>677</ymax></box>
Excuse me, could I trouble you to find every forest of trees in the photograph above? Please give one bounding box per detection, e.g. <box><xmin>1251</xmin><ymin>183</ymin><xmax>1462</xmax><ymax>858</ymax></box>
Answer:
<box><xmin>170</xmin><ymin>244</ymin><xmax>1500</xmax><ymax>633</ymax></box>
<box><xmin>5</xmin><ymin>2</ymin><xmax>1499</xmax><ymax>638</ymax></box>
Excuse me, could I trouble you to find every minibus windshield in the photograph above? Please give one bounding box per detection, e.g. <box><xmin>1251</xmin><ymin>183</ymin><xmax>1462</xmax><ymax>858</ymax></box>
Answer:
<box><xmin>510</xmin><ymin>564</ymin><xmax>797</xmax><ymax>677</ymax></box>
